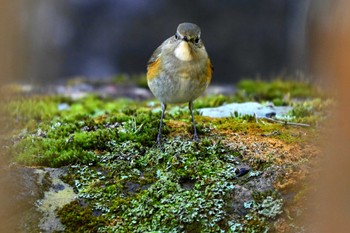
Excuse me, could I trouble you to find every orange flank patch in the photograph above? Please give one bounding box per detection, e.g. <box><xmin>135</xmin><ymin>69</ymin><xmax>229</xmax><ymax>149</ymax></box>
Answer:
<box><xmin>206</xmin><ymin>59</ymin><xmax>213</xmax><ymax>83</ymax></box>
<box><xmin>147</xmin><ymin>57</ymin><xmax>161</xmax><ymax>81</ymax></box>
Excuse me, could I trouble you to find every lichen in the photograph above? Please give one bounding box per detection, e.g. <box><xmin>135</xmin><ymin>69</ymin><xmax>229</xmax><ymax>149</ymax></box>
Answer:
<box><xmin>59</xmin><ymin>137</ymin><xmax>241</xmax><ymax>232</ymax></box>
<box><xmin>36</xmin><ymin>168</ymin><xmax>76</xmax><ymax>232</ymax></box>
<box><xmin>2</xmin><ymin>78</ymin><xmax>328</xmax><ymax>232</ymax></box>
<box><xmin>230</xmin><ymin>191</ymin><xmax>284</xmax><ymax>232</ymax></box>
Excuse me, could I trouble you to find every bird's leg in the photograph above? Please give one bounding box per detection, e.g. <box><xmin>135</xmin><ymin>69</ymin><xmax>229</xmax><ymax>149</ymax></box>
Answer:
<box><xmin>156</xmin><ymin>102</ymin><xmax>167</xmax><ymax>146</ymax></box>
<box><xmin>189</xmin><ymin>101</ymin><xmax>199</xmax><ymax>142</ymax></box>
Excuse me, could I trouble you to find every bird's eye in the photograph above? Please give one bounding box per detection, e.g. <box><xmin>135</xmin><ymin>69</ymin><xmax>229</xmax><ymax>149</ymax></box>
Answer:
<box><xmin>194</xmin><ymin>37</ymin><xmax>200</xmax><ymax>43</ymax></box>
<box><xmin>175</xmin><ymin>34</ymin><xmax>179</xmax><ymax>40</ymax></box>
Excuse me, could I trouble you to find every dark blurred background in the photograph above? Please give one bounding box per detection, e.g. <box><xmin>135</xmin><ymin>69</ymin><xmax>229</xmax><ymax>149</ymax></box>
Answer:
<box><xmin>6</xmin><ymin>0</ymin><xmax>311</xmax><ymax>84</ymax></box>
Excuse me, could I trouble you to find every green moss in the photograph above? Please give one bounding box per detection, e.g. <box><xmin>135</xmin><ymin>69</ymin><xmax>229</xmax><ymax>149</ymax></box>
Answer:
<box><xmin>194</xmin><ymin>94</ymin><xmax>231</xmax><ymax>108</ymax></box>
<box><xmin>2</xmin><ymin>78</ymin><xmax>328</xmax><ymax>232</ymax></box>
<box><xmin>57</xmin><ymin>200</ymin><xmax>107</xmax><ymax>233</ymax></box>
<box><xmin>212</xmin><ymin>116</ymin><xmax>308</xmax><ymax>144</ymax></box>
<box><xmin>190</xmin><ymin>78</ymin><xmax>323</xmax><ymax>109</ymax></box>
<box><xmin>2</xmin><ymin>96</ymin><xmax>63</xmax><ymax>134</ymax></box>
<box><xmin>5</xmin><ymin>95</ymin><xmax>157</xmax><ymax>167</ymax></box>
<box><xmin>288</xmin><ymin>98</ymin><xmax>334</xmax><ymax>125</ymax></box>
<box><xmin>111</xmin><ymin>73</ymin><xmax>148</xmax><ymax>88</ymax></box>
<box><xmin>236</xmin><ymin>78</ymin><xmax>321</xmax><ymax>105</ymax></box>
<box><xmin>59</xmin><ymin>137</ymin><xmax>241</xmax><ymax>232</ymax></box>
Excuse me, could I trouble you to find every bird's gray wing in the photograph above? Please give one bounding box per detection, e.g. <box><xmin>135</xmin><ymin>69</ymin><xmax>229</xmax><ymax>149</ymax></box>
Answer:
<box><xmin>147</xmin><ymin>45</ymin><xmax>162</xmax><ymax>65</ymax></box>
<box><xmin>147</xmin><ymin>36</ymin><xmax>173</xmax><ymax>65</ymax></box>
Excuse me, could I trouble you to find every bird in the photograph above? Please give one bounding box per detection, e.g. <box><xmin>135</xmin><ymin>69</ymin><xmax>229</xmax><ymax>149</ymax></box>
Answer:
<box><xmin>147</xmin><ymin>22</ymin><xmax>213</xmax><ymax>145</ymax></box>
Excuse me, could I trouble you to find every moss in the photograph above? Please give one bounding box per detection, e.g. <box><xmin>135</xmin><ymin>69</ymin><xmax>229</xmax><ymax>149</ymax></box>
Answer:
<box><xmin>57</xmin><ymin>200</ymin><xmax>107</xmax><ymax>233</ymax></box>
<box><xmin>193</xmin><ymin>94</ymin><xmax>231</xmax><ymax>108</ymax></box>
<box><xmin>54</xmin><ymin>138</ymin><xmax>243</xmax><ymax>232</ymax></box>
<box><xmin>8</xmin><ymin>95</ymin><xmax>159</xmax><ymax>167</ymax></box>
<box><xmin>111</xmin><ymin>73</ymin><xmax>149</xmax><ymax>88</ymax></box>
<box><xmin>2</xmin><ymin>78</ymin><xmax>328</xmax><ymax>232</ymax></box>
<box><xmin>2</xmin><ymin>96</ymin><xmax>63</xmax><ymax>135</ymax></box>
<box><xmin>236</xmin><ymin>78</ymin><xmax>322</xmax><ymax>105</ymax></box>
<box><xmin>288</xmin><ymin>98</ymin><xmax>334</xmax><ymax>125</ymax></box>
<box><xmin>192</xmin><ymin>78</ymin><xmax>323</xmax><ymax>108</ymax></box>
<box><xmin>212</xmin><ymin>116</ymin><xmax>311</xmax><ymax>145</ymax></box>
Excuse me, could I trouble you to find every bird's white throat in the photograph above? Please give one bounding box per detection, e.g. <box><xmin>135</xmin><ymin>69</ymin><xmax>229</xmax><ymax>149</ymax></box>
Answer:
<box><xmin>174</xmin><ymin>41</ymin><xmax>193</xmax><ymax>61</ymax></box>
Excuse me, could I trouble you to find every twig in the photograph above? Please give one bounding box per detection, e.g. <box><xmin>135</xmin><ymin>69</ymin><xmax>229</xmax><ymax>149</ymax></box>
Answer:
<box><xmin>254</xmin><ymin>112</ymin><xmax>259</xmax><ymax>124</ymax></box>
<box><xmin>259</xmin><ymin>117</ymin><xmax>310</xmax><ymax>127</ymax></box>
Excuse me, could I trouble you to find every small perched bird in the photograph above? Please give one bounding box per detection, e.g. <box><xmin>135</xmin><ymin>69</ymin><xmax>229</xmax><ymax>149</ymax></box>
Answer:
<box><xmin>147</xmin><ymin>22</ymin><xmax>213</xmax><ymax>145</ymax></box>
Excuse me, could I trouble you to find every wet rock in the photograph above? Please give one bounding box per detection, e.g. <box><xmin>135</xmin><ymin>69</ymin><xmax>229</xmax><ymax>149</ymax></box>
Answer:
<box><xmin>235</xmin><ymin>167</ymin><xmax>250</xmax><ymax>177</ymax></box>
<box><xmin>0</xmin><ymin>165</ymin><xmax>76</xmax><ymax>233</ymax></box>
<box><xmin>0</xmin><ymin>165</ymin><xmax>42</xmax><ymax>233</ymax></box>
<box><xmin>179</xmin><ymin>177</ymin><xmax>196</xmax><ymax>190</ymax></box>
<box><xmin>36</xmin><ymin>168</ymin><xmax>76</xmax><ymax>233</ymax></box>
<box><xmin>199</xmin><ymin>102</ymin><xmax>293</xmax><ymax>118</ymax></box>
<box><xmin>205</xmin><ymin>85</ymin><xmax>236</xmax><ymax>96</ymax></box>
<box><xmin>125</xmin><ymin>181</ymin><xmax>141</xmax><ymax>194</ymax></box>
<box><xmin>227</xmin><ymin>166</ymin><xmax>283</xmax><ymax>217</ymax></box>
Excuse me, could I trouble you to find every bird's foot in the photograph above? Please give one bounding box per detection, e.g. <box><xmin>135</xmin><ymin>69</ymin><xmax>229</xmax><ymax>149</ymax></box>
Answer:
<box><xmin>152</xmin><ymin>133</ymin><xmax>163</xmax><ymax>149</ymax></box>
<box><xmin>193</xmin><ymin>134</ymin><xmax>200</xmax><ymax>143</ymax></box>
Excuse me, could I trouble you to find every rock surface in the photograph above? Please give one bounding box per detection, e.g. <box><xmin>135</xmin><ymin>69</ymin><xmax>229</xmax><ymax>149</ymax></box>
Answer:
<box><xmin>0</xmin><ymin>165</ymin><xmax>75</xmax><ymax>233</ymax></box>
<box><xmin>199</xmin><ymin>102</ymin><xmax>293</xmax><ymax>118</ymax></box>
